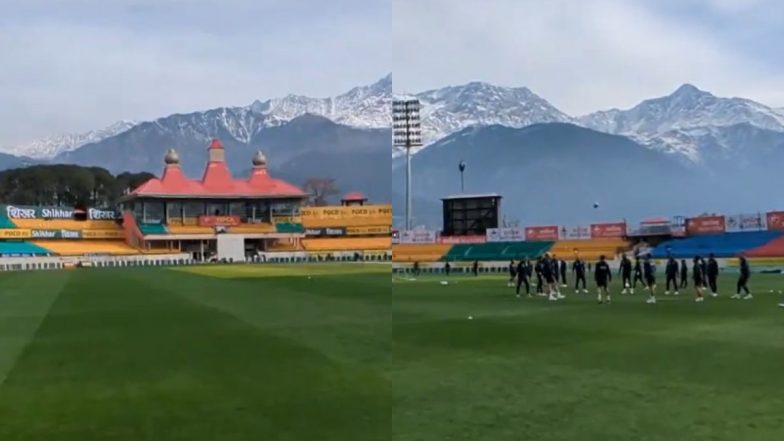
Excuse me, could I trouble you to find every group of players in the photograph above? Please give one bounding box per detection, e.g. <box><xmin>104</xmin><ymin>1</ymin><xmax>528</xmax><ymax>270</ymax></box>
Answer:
<box><xmin>507</xmin><ymin>252</ymin><xmax>753</xmax><ymax>304</ymax></box>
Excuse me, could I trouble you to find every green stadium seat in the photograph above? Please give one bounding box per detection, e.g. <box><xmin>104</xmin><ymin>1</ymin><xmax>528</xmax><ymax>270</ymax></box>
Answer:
<box><xmin>441</xmin><ymin>241</ymin><xmax>554</xmax><ymax>261</ymax></box>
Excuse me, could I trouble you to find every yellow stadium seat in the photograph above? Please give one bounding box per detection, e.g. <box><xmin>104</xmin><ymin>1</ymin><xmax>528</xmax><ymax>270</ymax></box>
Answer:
<box><xmin>228</xmin><ymin>223</ymin><xmax>276</xmax><ymax>234</ymax></box>
<box><xmin>549</xmin><ymin>239</ymin><xmax>631</xmax><ymax>261</ymax></box>
<box><xmin>268</xmin><ymin>239</ymin><xmax>302</xmax><ymax>251</ymax></box>
<box><xmin>301</xmin><ymin>237</ymin><xmax>391</xmax><ymax>252</ymax></box>
<box><xmin>167</xmin><ymin>225</ymin><xmax>214</xmax><ymax>234</ymax></box>
<box><xmin>33</xmin><ymin>240</ymin><xmax>141</xmax><ymax>256</ymax></box>
<box><xmin>392</xmin><ymin>244</ymin><xmax>453</xmax><ymax>262</ymax></box>
<box><xmin>12</xmin><ymin>219</ymin><xmax>121</xmax><ymax>231</ymax></box>
<box><xmin>302</xmin><ymin>216</ymin><xmax>391</xmax><ymax>228</ymax></box>
<box><xmin>301</xmin><ymin>205</ymin><xmax>392</xmax><ymax>229</ymax></box>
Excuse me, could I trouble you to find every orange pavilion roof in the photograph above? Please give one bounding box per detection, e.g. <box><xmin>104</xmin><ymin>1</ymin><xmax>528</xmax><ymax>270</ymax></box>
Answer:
<box><xmin>129</xmin><ymin>139</ymin><xmax>305</xmax><ymax>198</ymax></box>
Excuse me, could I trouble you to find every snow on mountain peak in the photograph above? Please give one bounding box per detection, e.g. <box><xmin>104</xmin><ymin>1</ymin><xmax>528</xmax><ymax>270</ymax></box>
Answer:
<box><xmin>3</xmin><ymin>75</ymin><xmax>392</xmax><ymax>160</ymax></box>
<box><xmin>579</xmin><ymin>84</ymin><xmax>784</xmax><ymax>162</ymax></box>
<box><xmin>3</xmin><ymin>120</ymin><xmax>137</xmax><ymax>159</ymax></box>
<box><xmin>412</xmin><ymin>81</ymin><xmax>573</xmax><ymax>148</ymax></box>
<box><xmin>249</xmin><ymin>74</ymin><xmax>391</xmax><ymax>130</ymax></box>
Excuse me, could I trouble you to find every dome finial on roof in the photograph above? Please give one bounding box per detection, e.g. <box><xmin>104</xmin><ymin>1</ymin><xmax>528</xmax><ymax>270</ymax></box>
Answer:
<box><xmin>252</xmin><ymin>150</ymin><xmax>267</xmax><ymax>167</ymax></box>
<box><xmin>164</xmin><ymin>148</ymin><xmax>180</xmax><ymax>165</ymax></box>
<box><xmin>209</xmin><ymin>138</ymin><xmax>224</xmax><ymax>150</ymax></box>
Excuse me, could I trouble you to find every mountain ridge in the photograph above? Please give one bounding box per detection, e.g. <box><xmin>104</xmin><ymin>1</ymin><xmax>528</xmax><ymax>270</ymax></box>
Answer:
<box><xmin>4</xmin><ymin>75</ymin><xmax>392</xmax><ymax>160</ymax></box>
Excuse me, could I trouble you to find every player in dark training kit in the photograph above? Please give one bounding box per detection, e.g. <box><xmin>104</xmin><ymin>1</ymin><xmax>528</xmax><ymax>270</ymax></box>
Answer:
<box><xmin>680</xmin><ymin>259</ymin><xmax>689</xmax><ymax>289</ymax></box>
<box><xmin>665</xmin><ymin>256</ymin><xmax>680</xmax><ymax>296</ymax></box>
<box><xmin>693</xmin><ymin>256</ymin><xmax>706</xmax><ymax>302</ymax></box>
<box><xmin>550</xmin><ymin>255</ymin><xmax>561</xmax><ymax>287</ymax></box>
<box><xmin>543</xmin><ymin>255</ymin><xmax>563</xmax><ymax>301</ymax></box>
<box><xmin>508</xmin><ymin>260</ymin><xmax>516</xmax><ymax>287</ymax></box>
<box><xmin>644</xmin><ymin>254</ymin><xmax>657</xmax><ymax>304</ymax></box>
<box><xmin>515</xmin><ymin>259</ymin><xmax>531</xmax><ymax>297</ymax></box>
<box><xmin>732</xmin><ymin>256</ymin><xmax>753</xmax><ymax>300</ymax></box>
<box><xmin>559</xmin><ymin>259</ymin><xmax>568</xmax><ymax>288</ymax></box>
<box><xmin>619</xmin><ymin>254</ymin><xmax>632</xmax><ymax>294</ymax></box>
<box><xmin>633</xmin><ymin>257</ymin><xmax>646</xmax><ymax>291</ymax></box>
<box><xmin>706</xmin><ymin>253</ymin><xmax>719</xmax><ymax>297</ymax></box>
<box><xmin>573</xmin><ymin>257</ymin><xmax>588</xmax><ymax>294</ymax></box>
<box><xmin>595</xmin><ymin>255</ymin><xmax>612</xmax><ymax>304</ymax></box>
<box><xmin>534</xmin><ymin>258</ymin><xmax>544</xmax><ymax>295</ymax></box>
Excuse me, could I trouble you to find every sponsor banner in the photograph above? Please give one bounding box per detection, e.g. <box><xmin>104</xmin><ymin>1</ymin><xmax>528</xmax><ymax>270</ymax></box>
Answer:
<box><xmin>31</xmin><ymin>229</ymin><xmax>81</xmax><ymax>239</ymax></box>
<box><xmin>82</xmin><ymin>230</ymin><xmax>125</xmax><ymax>239</ymax></box>
<box><xmin>766</xmin><ymin>211</ymin><xmax>784</xmax><ymax>231</ymax></box>
<box><xmin>271</xmin><ymin>216</ymin><xmax>300</xmax><ymax>224</ymax></box>
<box><xmin>439</xmin><ymin>235</ymin><xmax>486</xmax><ymax>244</ymax></box>
<box><xmin>198</xmin><ymin>215</ymin><xmax>241</xmax><ymax>227</ymax></box>
<box><xmin>525</xmin><ymin>225</ymin><xmax>559</xmax><ymax>241</ymax></box>
<box><xmin>346</xmin><ymin>225</ymin><xmax>391</xmax><ymax>235</ymax></box>
<box><xmin>305</xmin><ymin>227</ymin><xmax>346</xmax><ymax>237</ymax></box>
<box><xmin>486</xmin><ymin>227</ymin><xmax>526</xmax><ymax>242</ymax></box>
<box><xmin>301</xmin><ymin>205</ymin><xmax>392</xmax><ymax>220</ymax></box>
<box><xmin>5</xmin><ymin>204</ymin><xmax>73</xmax><ymax>220</ymax></box>
<box><xmin>559</xmin><ymin>225</ymin><xmax>591</xmax><ymax>240</ymax></box>
<box><xmin>87</xmin><ymin>208</ymin><xmax>117</xmax><ymax>220</ymax></box>
<box><xmin>686</xmin><ymin>216</ymin><xmax>726</xmax><ymax>235</ymax></box>
<box><xmin>590</xmin><ymin>222</ymin><xmax>627</xmax><ymax>238</ymax></box>
<box><xmin>725</xmin><ymin>213</ymin><xmax>766</xmax><ymax>232</ymax></box>
<box><xmin>0</xmin><ymin>228</ymin><xmax>31</xmax><ymax>239</ymax></box>
<box><xmin>398</xmin><ymin>230</ymin><xmax>437</xmax><ymax>244</ymax></box>
<box><xmin>2</xmin><ymin>204</ymin><xmax>116</xmax><ymax>220</ymax></box>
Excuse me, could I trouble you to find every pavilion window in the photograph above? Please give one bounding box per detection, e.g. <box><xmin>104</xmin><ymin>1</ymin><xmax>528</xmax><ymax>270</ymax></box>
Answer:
<box><xmin>166</xmin><ymin>201</ymin><xmax>183</xmax><ymax>223</ymax></box>
<box><xmin>144</xmin><ymin>201</ymin><xmax>164</xmax><ymax>224</ymax></box>
<box><xmin>229</xmin><ymin>201</ymin><xmax>245</xmax><ymax>220</ymax></box>
<box><xmin>183</xmin><ymin>201</ymin><xmax>203</xmax><ymax>220</ymax></box>
<box><xmin>206</xmin><ymin>202</ymin><xmax>225</xmax><ymax>216</ymax></box>
<box><xmin>133</xmin><ymin>202</ymin><xmax>143</xmax><ymax>220</ymax></box>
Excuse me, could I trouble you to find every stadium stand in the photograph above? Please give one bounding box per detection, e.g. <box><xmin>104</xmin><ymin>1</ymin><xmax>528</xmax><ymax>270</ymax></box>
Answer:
<box><xmin>302</xmin><ymin>237</ymin><xmax>391</xmax><ymax>252</ymax></box>
<box><xmin>743</xmin><ymin>235</ymin><xmax>784</xmax><ymax>258</ymax></box>
<box><xmin>166</xmin><ymin>224</ymin><xmax>214</xmax><ymax>235</ymax></box>
<box><xmin>442</xmin><ymin>241</ymin><xmax>554</xmax><ymax>261</ymax></box>
<box><xmin>549</xmin><ymin>238</ymin><xmax>631</xmax><ymax>261</ymax></box>
<box><xmin>228</xmin><ymin>223</ymin><xmax>276</xmax><ymax>234</ymax></box>
<box><xmin>0</xmin><ymin>241</ymin><xmax>51</xmax><ymax>256</ymax></box>
<box><xmin>651</xmin><ymin>231</ymin><xmax>784</xmax><ymax>258</ymax></box>
<box><xmin>138</xmin><ymin>223</ymin><xmax>168</xmax><ymax>235</ymax></box>
<box><xmin>392</xmin><ymin>243</ymin><xmax>453</xmax><ymax>262</ymax></box>
<box><xmin>32</xmin><ymin>240</ymin><xmax>141</xmax><ymax>256</ymax></box>
<box><xmin>9</xmin><ymin>219</ymin><xmax>121</xmax><ymax>231</ymax></box>
<box><xmin>275</xmin><ymin>222</ymin><xmax>305</xmax><ymax>233</ymax></box>
<box><xmin>268</xmin><ymin>239</ymin><xmax>302</xmax><ymax>251</ymax></box>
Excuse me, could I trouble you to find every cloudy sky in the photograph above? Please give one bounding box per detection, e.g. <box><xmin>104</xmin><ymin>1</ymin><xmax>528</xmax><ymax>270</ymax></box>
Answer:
<box><xmin>0</xmin><ymin>0</ymin><xmax>389</xmax><ymax>146</ymax></box>
<box><xmin>394</xmin><ymin>0</ymin><xmax>784</xmax><ymax>116</ymax></box>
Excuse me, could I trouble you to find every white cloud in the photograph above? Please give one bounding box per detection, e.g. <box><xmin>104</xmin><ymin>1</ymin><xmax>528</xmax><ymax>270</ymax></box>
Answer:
<box><xmin>393</xmin><ymin>0</ymin><xmax>784</xmax><ymax>114</ymax></box>
<box><xmin>0</xmin><ymin>0</ymin><xmax>389</xmax><ymax>146</ymax></box>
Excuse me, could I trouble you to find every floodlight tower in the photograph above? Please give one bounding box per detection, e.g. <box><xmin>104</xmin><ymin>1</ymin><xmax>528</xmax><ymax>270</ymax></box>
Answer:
<box><xmin>393</xmin><ymin>99</ymin><xmax>422</xmax><ymax>230</ymax></box>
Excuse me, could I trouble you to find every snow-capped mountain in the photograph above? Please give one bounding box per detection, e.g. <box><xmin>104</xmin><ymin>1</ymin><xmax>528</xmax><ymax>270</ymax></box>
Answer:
<box><xmin>412</xmin><ymin>81</ymin><xmax>573</xmax><ymax>150</ymax></box>
<box><xmin>6</xmin><ymin>75</ymin><xmax>392</xmax><ymax>160</ymax></box>
<box><xmin>250</xmin><ymin>74</ymin><xmax>391</xmax><ymax>129</ymax></box>
<box><xmin>4</xmin><ymin>120</ymin><xmax>137</xmax><ymax>159</ymax></box>
<box><xmin>578</xmin><ymin>84</ymin><xmax>784</xmax><ymax>162</ymax></box>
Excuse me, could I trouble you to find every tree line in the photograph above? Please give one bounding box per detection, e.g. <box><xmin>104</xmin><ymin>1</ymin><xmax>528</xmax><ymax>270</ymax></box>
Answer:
<box><xmin>0</xmin><ymin>165</ymin><xmax>154</xmax><ymax>208</ymax></box>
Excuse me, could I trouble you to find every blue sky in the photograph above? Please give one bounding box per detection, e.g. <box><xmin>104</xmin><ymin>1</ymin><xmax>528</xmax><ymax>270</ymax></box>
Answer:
<box><xmin>0</xmin><ymin>0</ymin><xmax>390</xmax><ymax>146</ymax></box>
<box><xmin>394</xmin><ymin>0</ymin><xmax>784</xmax><ymax>115</ymax></box>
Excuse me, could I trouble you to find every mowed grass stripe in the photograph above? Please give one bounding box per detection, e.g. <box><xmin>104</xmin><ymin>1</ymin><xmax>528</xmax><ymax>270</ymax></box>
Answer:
<box><xmin>391</xmin><ymin>274</ymin><xmax>784</xmax><ymax>441</ymax></box>
<box><xmin>153</xmin><ymin>268</ymin><xmax>390</xmax><ymax>367</ymax></box>
<box><xmin>0</xmin><ymin>269</ymin><xmax>390</xmax><ymax>441</ymax></box>
<box><xmin>0</xmin><ymin>271</ymin><xmax>71</xmax><ymax>387</ymax></box>
<box><xmin>173</xmin><ymin>262</ymin><xmax>391</xmax><ymax>279</ymax></box>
